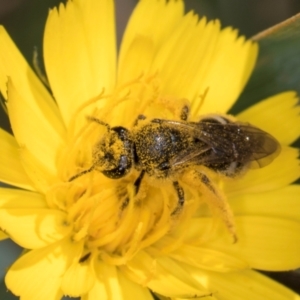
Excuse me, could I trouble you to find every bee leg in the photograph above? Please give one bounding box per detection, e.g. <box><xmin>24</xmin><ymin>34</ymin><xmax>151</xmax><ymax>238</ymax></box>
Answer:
<box><xmin>134</xmin><ymin>170</ymin><xmax>145</xmax><ymax>194</ymax></box>
<box><xmin>120</xmin><ymin>170</ymin><xmax>145</xmax><ymax>210</ymax></box>
<box><xmin>184</xmin><ymin>170</ymin><xmax>237</xmax><ymax>242</ymax></box>
<box><xmin>79</xmin><ymin>252</ymin><xmax>91</xmax><ymax>263</ymax></box>
<box><xmin>151</xmin><ymin>104</ymin><xmax>189</xmax><ymax>125</ymax></box>
<box><xmin>171</xmin><ymin>181</ymin><xmax>185</xmax><ymax>215</ymax></box>
<box><xmin>200</xmin><ymin>173</ymin><xmax>237</xmax><ymax>243</ymax></box>
<box><xmin>120</xmin><ymin>196</ymin><xmax>129</xmax><ymax>210</ymax></box>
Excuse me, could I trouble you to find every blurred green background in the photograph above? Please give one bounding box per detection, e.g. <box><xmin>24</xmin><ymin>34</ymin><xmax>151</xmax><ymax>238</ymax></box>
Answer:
<box><xmin>0</xmin><ymin>0</ymin><xmax>299</xmax><ymax>299</ymax></box>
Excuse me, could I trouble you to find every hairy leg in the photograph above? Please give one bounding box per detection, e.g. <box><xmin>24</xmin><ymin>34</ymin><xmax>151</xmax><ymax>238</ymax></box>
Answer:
<box><xmin>183</xmin><ymin>169</ymin><xmax>237</xmax><ymax>243</ymax></box>
<box><xmin>171</xmin><ymin>181</ymin><xmax>185</xmax><ymax>215</ymax></box>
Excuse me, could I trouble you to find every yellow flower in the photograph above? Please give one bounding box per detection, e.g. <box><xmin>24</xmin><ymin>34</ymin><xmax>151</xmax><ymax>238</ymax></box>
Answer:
<box><xmin>0</xmin><ymin>0</ymin><xmax>299</xmax><ymax>299</ymax></box>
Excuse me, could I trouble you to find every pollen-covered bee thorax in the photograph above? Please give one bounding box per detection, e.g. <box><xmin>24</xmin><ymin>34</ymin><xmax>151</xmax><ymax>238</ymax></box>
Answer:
<box><xmin>134</xmin><ymin>121</ymin><xmax>192</xmax><ymax>178</ymax></box>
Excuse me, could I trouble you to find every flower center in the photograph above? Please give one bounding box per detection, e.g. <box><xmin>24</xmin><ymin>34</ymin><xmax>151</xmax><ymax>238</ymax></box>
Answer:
<box><xmin>48</xmin><ymin>75</ymin><xmax>203</xmax><ymax>264</ymax></box>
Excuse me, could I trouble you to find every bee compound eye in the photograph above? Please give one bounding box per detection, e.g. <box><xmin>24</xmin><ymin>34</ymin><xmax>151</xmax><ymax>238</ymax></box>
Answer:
<box><xmin>102</xmin><ymin>155</ymin><xmax>131</xmax><ymax>179</ymax></box>
<box><xmin>111</xmin><ymin>126</ymin><xmax>129</xmax><ymax>141</ymax></box>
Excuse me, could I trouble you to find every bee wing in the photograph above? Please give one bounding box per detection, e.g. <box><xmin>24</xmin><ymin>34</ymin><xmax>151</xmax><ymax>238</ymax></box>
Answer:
<box><xmin>219</xmin><ymin>122</ymin><xmax>282</xmax><ymax>168</ymax></box>
<box><xmin>170</xmin><ymin>145</ymin><xmax>211</xmax><ymax>168</ymax></box>
<box><xmin>242</xmin><ymin>127</ymin><xmax>281</xmax><ymax>168</ymax></box>
<box><xmin>153</xmin><ymin>119</ymin><xmax>281</xmax><ymax>168</ymax></box>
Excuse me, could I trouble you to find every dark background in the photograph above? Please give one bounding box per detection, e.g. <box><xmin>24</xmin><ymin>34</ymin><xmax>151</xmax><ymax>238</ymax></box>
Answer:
<box><xmin>0</xmin><ymin>0</ymin><xmax>299</xmax><ymax>298</ymax></box>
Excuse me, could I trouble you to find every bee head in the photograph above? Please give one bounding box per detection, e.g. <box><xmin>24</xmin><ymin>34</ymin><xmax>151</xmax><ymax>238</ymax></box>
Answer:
<box><xmin>93</xmin><ymin>126</ymin><xmax>133</xmax><ymax>179</ymax></box>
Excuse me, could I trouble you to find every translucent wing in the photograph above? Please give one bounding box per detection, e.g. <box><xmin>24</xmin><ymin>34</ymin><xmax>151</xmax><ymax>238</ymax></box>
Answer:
<box><xmin>152</xmin><ymin>118</ymin><xmax>281</xmax><ymax>170</ymax></box>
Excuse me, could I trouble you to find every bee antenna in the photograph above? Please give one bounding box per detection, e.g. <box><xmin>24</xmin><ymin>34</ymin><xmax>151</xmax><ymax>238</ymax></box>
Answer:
<box><xmin>68</xmin><ymin>166</ymin><xmax>95</xmax><ymax>182</ymax></box>
<box><xmin>86</xmin><ymin>116</ymin><xmax>110</xmax><ymax>131</ymax></box>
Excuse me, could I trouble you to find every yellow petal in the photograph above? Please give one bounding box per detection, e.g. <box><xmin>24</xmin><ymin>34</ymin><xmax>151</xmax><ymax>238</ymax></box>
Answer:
<box><xmin>0</xmin><ymin>127</ymin><xmax>34</xmax><ymax>190</ymax></box>
<box><xmin>83</xmin><ymin>259</ymin><xmax>153</xmax><ymax>300</ymax></box>
<box><xmin>120</xmin><ymin>0</ymin><xmax>184</xmax><ymax>59</ymax></box>
<box><xmin>151</xmin><ymin>14</ymin><xmax>217</xmax><ymax>102</ymax></box>
<box><xmin>118</xmin><ymin>0</ymin><xmax>184</xmax><ymax>83</ymax></box>
<box><xmin>224</xmin><ymin>146</ymin><xmax>300</xmax><ymax>197</ymax></box>
<box><xmin>121</xmin><ymin>251</ymin><xmax>209</xmax><ymax>298</ymax></box>
<box><xmin>230</xmin><ymin>185</ymin><xmax>300</xmax><ymax>222</ymax></box>
<box><xmin>0</xmin><ymin>230</ymin><xmax>7</xmax><ymax>240</ymax></box>
<box><xmin>0</xmin><ymin>26</ymin><xmax>65</xmax><ymax>138</ymax></box>
<box><xmin>118</xmin><ymin>35</ymin><xmax>156</xmax><ymax>84</ymax></box>
<box><xmin>237</xmin><ymin>91</ymin><xmax>300</xmax><ymax>145</ymax></box>
<box><xmin>44</xmin><ymin>0</ymin><xmax>116</xmax><ymax>126</ymax></box>
<box><xmin>0</xmin><ymin>187</ymin><xmax>46</xmax><ymax>209</ymax></box>
<box><xmin>168</xmin><ymin>243</ymin><xmax>248</xmax><ymax>272</ymax></box>
<box><xmin>7</xmin><ymin>79</ymin><xmax>64</xmax><ymax>179</ymax></box>
<box><xmin>61</xmin><ymin>258</ymin><xmax>95</xmax><ymax>297</ymax></box>
<box><xmin>192</xmin><ymin>28</ymin><xmax>257</xmax><ymax>116</ymax></box>
<box><xmin>81</xmin><ymin>275</ymin><xmax>108</xmax><ymax>300</ymax></box>
<box><xmin>117</xmin><ymin>270</ymin><xmax>154</xmax><ymax>300</ymax></box>
<box><xmin>150</xmin><ymin>16</ymin><xmax>257</xmax><ymax>117</ymax></box>
<box><xmin>0</xmin><ymin>208</ymin><xmax>71</xmax><ymax>249</ymax></box>
<box><xmin>196</xmin><ymin>216</ymin><xmax>300</xmax><ymax>271</ymax></box>
<box><xmin>5</xmin><ymin>238</ymin><xmax>83</xmax><ymax>300</ymax></box>
<box><xmin>237</xmin><ymin>216</ymin><xmax>300</xmax><ymax>270</ymax></box>
<box><xmin>180</xmin><ymin>264</ymin><xmax>300</xmax><ymax>300</ymax></box>
<box><xmin>19</xmin><ymin>147</ymin><xmax>56</xmax><ymax>193</ymax></box>
<box><xmin>121</xmin><ymin>0</ymin><xmax>257</xmax><ymax>117</ymax></box>
<box><xmin>92</xmin><ymin>260</ymin><xmax>123</xmax><ymax>299</ymax></box>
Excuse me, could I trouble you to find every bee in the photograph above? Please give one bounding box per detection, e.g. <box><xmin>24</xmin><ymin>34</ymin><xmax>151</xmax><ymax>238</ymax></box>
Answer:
<box><xmin>69</xmin><ymin>106</ymin><xmax>280</xmax><ymax>241</ymax></box>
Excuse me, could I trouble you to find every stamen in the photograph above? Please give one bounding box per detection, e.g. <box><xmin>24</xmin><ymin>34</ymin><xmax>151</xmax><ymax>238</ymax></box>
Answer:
<box><xmin>53</xmin><ymin>75</ymin><xmax>214</xmax><ymax>262</ymax></box>
<box><xmin>138</xmin><ymin>188</ymin><xmax>173</xmax><ymax>249</ymax></box>
<box><xmin>87</xmin><ymin>185</ymin><xmax>136</xmax><ymax>249</ymax></box>
<box><xmin>68</xmin><ymin>88</ymin><xmax>106</xmax><ymax>138</ymax></box>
